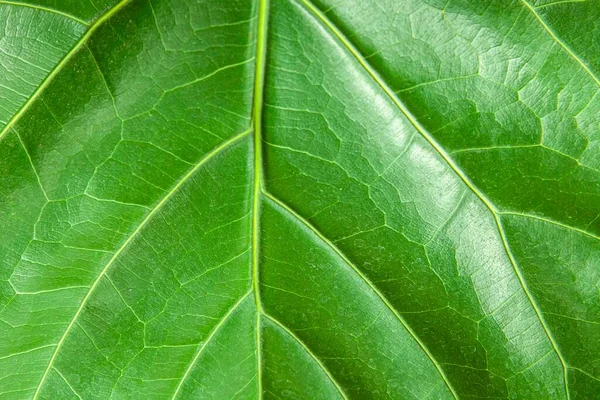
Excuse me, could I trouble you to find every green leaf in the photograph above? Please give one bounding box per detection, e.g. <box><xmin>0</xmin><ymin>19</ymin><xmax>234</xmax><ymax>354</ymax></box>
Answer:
<box><xmin>0</xmin><ymin>0</ymin><xmax>598</xmax><ymax>398</ymax></box>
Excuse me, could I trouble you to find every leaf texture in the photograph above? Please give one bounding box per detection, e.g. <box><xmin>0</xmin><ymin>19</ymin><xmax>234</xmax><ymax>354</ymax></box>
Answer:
<box><xmin>0</xmin><ymin>0</ymin><xmax>599</xmax><ymax>398</ymax></box>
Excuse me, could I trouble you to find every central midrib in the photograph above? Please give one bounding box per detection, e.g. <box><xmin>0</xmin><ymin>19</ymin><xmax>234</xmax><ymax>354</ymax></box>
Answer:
<box><xmin>248</xmin><ymin>0</ymin><xmax>459</xmax><ymax>398</ymax></box>
<box><xmin>24</xmin><ymin>0</ymin><xmax>574</xmax><ymax>398</ymax></box>
<box><xmin>250</xmin><ymin>0</ymin><xmax>270</xmax><ymax>399</ymax></box>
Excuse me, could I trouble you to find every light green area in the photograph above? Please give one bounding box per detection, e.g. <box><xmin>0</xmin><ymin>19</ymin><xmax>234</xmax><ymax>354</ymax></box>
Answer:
<box><xmin>0</xmin><ymin>0</ymin><xmax>599</xmax><ymax>398</ymax></box>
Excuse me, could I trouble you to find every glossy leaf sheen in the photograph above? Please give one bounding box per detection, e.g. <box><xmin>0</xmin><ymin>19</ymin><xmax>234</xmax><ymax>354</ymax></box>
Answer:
<box><xmin>0</xmin><ymin>0</ymin><xmax>598</xmax><ymax>398</ymax></box>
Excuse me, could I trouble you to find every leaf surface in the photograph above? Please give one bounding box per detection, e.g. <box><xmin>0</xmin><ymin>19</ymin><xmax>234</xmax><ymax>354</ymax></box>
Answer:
<box><xmin>0</xmin><ymin>0</ymin><xmax>599</xmax><ymax>398</ymax></box>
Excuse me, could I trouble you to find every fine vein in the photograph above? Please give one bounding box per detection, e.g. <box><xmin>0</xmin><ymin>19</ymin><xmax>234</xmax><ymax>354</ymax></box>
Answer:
<box><xmin>32</xmin><ymin>129</ymin><xmax>251</xmax><ymax>398</ymax></box>
<box><xmin>14</xmin><ymin>128</ymin><xmax>49</xmax><ymax>200</ymax></box>
<box><xmin>533</xmin><ymin>0</ymin><xmax>588</xmax><ymax>8</ymax></box>
<box><xmin>0</xmin><ymin>0</ymin><xmax>132</xmax><ymax>143</ymax></box>
<box><xmin>0</xmin><ymin>0</ymin><xmax>88</xmax><ymax>25</ymax></box>
<box><xmin>299</xmin><ymin>0</ymin><xmax>569</xmax><ymax>397</ymax></box>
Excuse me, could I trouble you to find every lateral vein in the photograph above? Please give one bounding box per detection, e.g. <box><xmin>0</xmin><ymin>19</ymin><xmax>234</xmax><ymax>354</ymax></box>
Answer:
<box><xmin>521</xmin><ymin>0</ymin><xmax>600</xmax><ymax>89</ymax></box>
<box><xmin>171</xmin><ymin>291</ymin><xmax>252</xmax><ymax>400</ymax></box>
<box><xmin>263</xmin><ymin>313</ymin><xmax>348</xmax><ymax>400</ymax></box>
<box><xmin>32</xmin><ymin>129</ymin><xmax>251</xmax><ymax>398</ymax></box>
<box><xmin>52</xmin><ymin>367</ymin><xmax>83</xmax><ymax>400</ymax></box>
<box><xmin>298</xmin><ymin>0</ymin><xmax>570</xmax><ymax>397</ymax></box>
<box><xmin>501</xmin><ymin>211</ymin><xmax>600</xmax><ymax>241</ymax></box>
<box><xmin>263</xmin><ymin>190</ymin><xmax>458</xmax><ymax>399</ymax></box>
